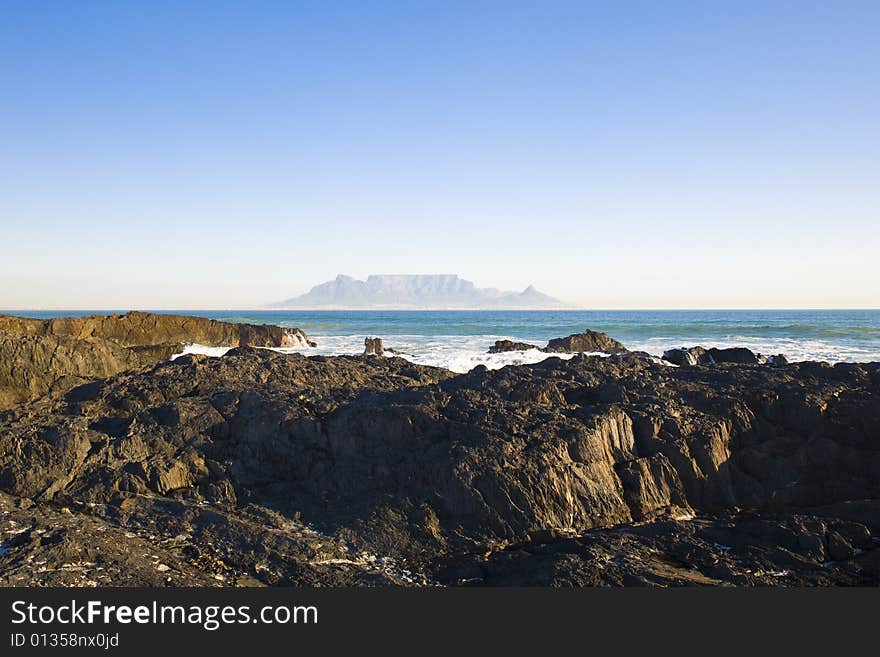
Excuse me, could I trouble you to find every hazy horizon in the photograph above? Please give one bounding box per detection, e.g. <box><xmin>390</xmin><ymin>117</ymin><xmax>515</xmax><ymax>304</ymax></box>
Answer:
<box><xmin>2</xmin><ymin>3</ymin><xmax>878</xmax><ymax>310</ymax></box>
<box><xmin>1</xmin><ymin>272</ymin><xmax>878</xmax><ymax>313</ymax></box>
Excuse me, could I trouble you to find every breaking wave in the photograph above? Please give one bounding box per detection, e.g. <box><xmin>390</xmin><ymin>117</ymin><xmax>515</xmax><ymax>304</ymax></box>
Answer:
<box><xmin>171</xmin><ymin>327</ymin><xmax>880</xmax><ymax>373</ymax></box>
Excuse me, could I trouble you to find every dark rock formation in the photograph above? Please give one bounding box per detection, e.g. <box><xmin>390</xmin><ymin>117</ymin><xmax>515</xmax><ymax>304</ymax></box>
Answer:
<box><xmin>662</xmin><ymin>347</ymin><xmax>707</xmax><ymax>366</ymax></box>
<box><xmin>489</xmin><ymin>330</ymin><xmax>627</xmax><ymax>355</ymax></box>
<box><xmin>706</xmin><ymin>347</ymin><xmax>761</xmax><ymax>364</ymax></box>
<box><xmin>0</xmin><ymin>333</ymin><xmax>180</xmax><ymax>406</ymax></box>
<box><xmin>663</xmin><ymin>346</ymin><xmax>780</xmax><ymax>366</ymax></box>
<box><xmin>0</xmin><ymin>311</ymin><xmax>315</xmax><ymax>349</ymax></box>
<box><xmin>436</xmin><ymin>509</ymin><xmax>880</xmax><ymax>586</ymax></box>
<box><xmin>0</xmin><ymin>312</ymin><xmax>315</xmax><ymax>409</ymax></box>
<box><xmin>544</xmin><ymin>330</ymin><xmax>628</xmax><ymax>354</ymax></box>
<box><xmin>1</xmin><ymin>347</ymin><xmax>878</xmax><ymax>586</ymax></box>
<box><xmin>489</xmin><ymin>340</ymin><xmax>542</xmax><ymax>353</ymax></box>
<box><xmin>364</xmin><ymin>337</ymin><xmax>384</xmax><ymax>356</ymax></box>
<box><xmin>0</xmin><ymin>490</ymin><xmax>416</xmax><ymax>587</ymax></box>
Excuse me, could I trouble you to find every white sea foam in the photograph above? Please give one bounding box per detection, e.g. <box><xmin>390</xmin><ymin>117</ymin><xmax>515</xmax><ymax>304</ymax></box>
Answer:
<box><xmin>171</xmin><ymin>331</ymin><xmax>880</xmax><ymax>373</ymax></box>
<box><xmin>624</xmin><ymin>336</ymin><xmax>880</xmax><ymax>364</ymax></box>
<box><xmin>395</xmin><ymin>346</ymin><xmax>579</xmax><ymax>373</ymax></box>
<box><xmin>170</xmin><ymin>336</ymin><xmax>581</xmax><ymax>373</ymax></box>
<box><xmin>282</xmin><ymin>329</ymin><xmax>314</xmax><ymax>348</ymax></box>
<box><xmin>171</xmin><ymin>344</ymin><xmax>234</xmax><ymax>359</ymax></box>
<box><xmin>275</xmin><ymin>335</ymin><xmax>582</xmax><ymax>373</ymax></box>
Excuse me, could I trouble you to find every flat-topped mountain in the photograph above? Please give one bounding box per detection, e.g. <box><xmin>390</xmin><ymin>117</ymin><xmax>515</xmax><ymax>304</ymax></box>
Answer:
<box><xmin>271</xmin><ymin>274</ymin><xmax>568</xmax><ymax>309</ymax></box>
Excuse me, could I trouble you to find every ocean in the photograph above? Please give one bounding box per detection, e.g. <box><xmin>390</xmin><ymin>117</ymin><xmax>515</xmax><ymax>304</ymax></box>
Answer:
<box><xmin>8</xmin><ymin>309</ymin><xmax>880</xmax><ymax>373</ymax></box>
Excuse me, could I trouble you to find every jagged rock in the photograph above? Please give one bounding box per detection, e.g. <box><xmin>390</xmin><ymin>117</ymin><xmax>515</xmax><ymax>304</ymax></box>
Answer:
<box><xmin>0</xmin><ymin>490</ymin><xmax>414</xmax><ymax>587</ymax></box>
<box><xmin>1</xmin><ymin>348</ymin><xmax>878</xmax><ymax>586</ymax></box>
<box><xmin>662</xmin><ymin>347</ymin><xmax>707</xmax><ymax>366</ymax></box>
<box><xmin>826</xmin><ymin>530</ymin><xmax>856</xmax><ymax>562</ymax></box>
<box><xmin>828</xmin><ymin>520</ymin><xmax>872</xmax><ymax>549</ymax></box>
<box><xmin>488</xmin><ymin>331</ymin><xmax>628</xmax><ymax>355</ymax></box>
<box><xmin>0</xmin><ymin>311</ymin><xmax>315</xmax><ymax>349</ymax></box>
<box><xmin>0</xmin><ymin>332</ymin><xmax>181</xmax><ymax>402</ymax></box>
<box><xmin>364</xmin><ymin>337</ymin><xmax>385</xmax><ymax>356</ymax></box>
<box><xmin>0</xmin><ymin>312</ymin><xmax>315</xmax><ymax>408</ymax></box>
<box><xmin>488</xmin><ymin>340</ymin><xmax>542</xmax><ymax>353</ymax></box>
<box><xmin>544</xmin><ymin>330</ymin><xmax>628</xmax><ymax>354</ymax></box>
<box><xmin>617</xmin><ymin>453</ymin><xmax>692</xmax><ymax>521</ymax></box>
<box><xmin>706</xmin><ymin>347</ymin><xmax>760</xmax><ymax>364</ymax></box>
<box><xmin>664</xmin><ymin>346</ymin><xmax>776</xmax><ymax>366</ymax></box>
<box><xmin>436</xmin><ymin>511</ymin><xmax>880</xmax><ymax>586</ymax></box>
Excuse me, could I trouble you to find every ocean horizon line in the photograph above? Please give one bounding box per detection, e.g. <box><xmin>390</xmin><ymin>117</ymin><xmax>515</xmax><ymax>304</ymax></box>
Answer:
<box><xmin>4</xmin><ymin>307</ymin><xmax>880</xmax><ymax>313</ymax></box>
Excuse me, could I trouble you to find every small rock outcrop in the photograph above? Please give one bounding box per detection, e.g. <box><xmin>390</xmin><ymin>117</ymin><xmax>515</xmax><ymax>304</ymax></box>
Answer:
<box><xmin>489</xmin><ymin>340</ymin><xmax>542</xmax><ymax>353</ymax></box>
<box><xmin>364</xmin><ymin>336</ymin><xmax>385</xmax><ymax>356</ymax></box>
<box><xmin>662</xmin><ymin>347</ymin><xmax>708</xmax><ymax>366</ymax></box>
<box><xmin>488</xmin><ymin>330</ymin><xmax>628</xmax><ymax>355</ymax></box>
<box><xmin>706</xmin><ymin>347</ymin><xmax>761</xmax><ymax>364</ymax></box>
<box><xmin>544</xmin><ymin>330</ymin><xmax>628</xmax><ymax>354</ymax></box>
<box><xmin>663</xmin><ymin>346</ymin><xmax>783</xmax><ymax>366</ymax></box>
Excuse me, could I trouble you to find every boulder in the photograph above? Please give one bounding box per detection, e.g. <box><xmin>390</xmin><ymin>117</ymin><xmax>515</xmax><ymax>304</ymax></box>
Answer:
<box><xmin>826</xmin><ymin>530</ymin><xmax>856</xmax><ymax>562</ymax></box>
<box><xmin>663</xmin><ymin>346</ymin><xmax>777</xmax><ymax>366</ymax></box>
<box><xmin>705</xmin><ymin>347</ymin><xmax>761</xmax><ymax>364</ymax></box>
<box><xmin>662</xmin><ymin>347</ymin><xmax>707</xmax><ymax>366</ymax></box>
<box><xmin>544</xmin><ymin>330</ymin><xmax>628</xmax><ymax>354</ymax></box>
<box><xmin>488</xmin><ymin>340</ymin><xmax>542</xmax><ymax>353</ymax></box>
<box><xmin>364</xmin><ymin>337</ymin><xmax>385</xmax><ymax>356</ymax></box>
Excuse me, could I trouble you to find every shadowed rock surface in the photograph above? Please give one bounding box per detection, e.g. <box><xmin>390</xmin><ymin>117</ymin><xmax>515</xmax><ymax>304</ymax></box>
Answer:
<box><xmin>0</xmin><ymin>312</ymin><xmax>315</xmax><ymax>409</ymax></box>
<box><xmin>0</xmin><ymin>333</ymin><xmax>179</xmax><ymax>407</ymax></box>
<box><xmin>662</xmin><ymin>347</ymin><xmax>708</xmax><ymax>367</ymax></box>
<box><xmin>545</xmin><ymin>330</ymin><xmax>628</xmax><ymax>354</ymax></box>
<box><xmin>489</xmin><ymin>340</ymin><xmax>542</xmax><ymax>353</ymax></box>
<box><xmin>488</xmin><ymin>331</ymin><xmax>627</xmax><ymax>355</ymax></box>
<box><xmin>662</xmin><ymin>346</ymin><xmax>791</xmax><ymax>367</ymax></box>
<box><xmin>1</xmin><ymin>347</ymin><xmax>878</xmax><ymax>586</ymax></box>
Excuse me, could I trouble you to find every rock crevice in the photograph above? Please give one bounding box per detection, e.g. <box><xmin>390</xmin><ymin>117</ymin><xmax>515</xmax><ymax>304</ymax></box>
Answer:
<box><xmin>1</xmin><ymin>347</ymin><xmax>877</xmax><ymax>585</ymax></box>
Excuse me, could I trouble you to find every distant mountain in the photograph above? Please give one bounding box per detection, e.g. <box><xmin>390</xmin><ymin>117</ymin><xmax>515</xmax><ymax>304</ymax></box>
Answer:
<box><xmin>270</xmin><ymin>275</ymin><xmax>569</xmax><ymax>309</ymax></box>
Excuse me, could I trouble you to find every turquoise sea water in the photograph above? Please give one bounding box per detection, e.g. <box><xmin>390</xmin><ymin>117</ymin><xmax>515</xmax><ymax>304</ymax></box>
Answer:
<box><xmin>6</xmin><ymin>309</ymin><xmax>880</xmax><ymax>371</ymax></box>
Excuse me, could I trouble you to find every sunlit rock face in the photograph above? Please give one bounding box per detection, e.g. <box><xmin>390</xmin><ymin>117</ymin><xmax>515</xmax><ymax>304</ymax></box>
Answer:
<box><xmin>1</xmin><ymin>346</ymin><xmax>878</xmax><ymax>586</ymax></box>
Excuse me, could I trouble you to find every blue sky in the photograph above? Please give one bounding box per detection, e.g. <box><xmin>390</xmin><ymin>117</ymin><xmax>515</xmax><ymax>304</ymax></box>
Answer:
<box><xmin>1</xmin><ymin>1</ymin><xmax>878</xmax><ymax>308</ymax></box>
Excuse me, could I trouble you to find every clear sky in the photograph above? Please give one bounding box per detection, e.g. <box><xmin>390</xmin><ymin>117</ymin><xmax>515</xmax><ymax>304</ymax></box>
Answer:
<box><xmin>1</xmin><ymin>1</ymin><xmax>878</xmax><ymax>309</ymax></box>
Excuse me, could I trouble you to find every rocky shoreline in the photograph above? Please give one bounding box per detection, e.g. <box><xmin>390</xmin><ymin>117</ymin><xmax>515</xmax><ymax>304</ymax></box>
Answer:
<box><xmin>489</xmin><ymin>330</ymin><xmax>628</xmax><ymax>354</ymax></box>
<box><xmin>0</xmin><ymin>312</ymin><xmax>314</xmax><ymax>409</ymax></box>
<box><xmin>1</xmin><ymin>314</ymin><xmax>879</xmax><ymax>586</ymax></box>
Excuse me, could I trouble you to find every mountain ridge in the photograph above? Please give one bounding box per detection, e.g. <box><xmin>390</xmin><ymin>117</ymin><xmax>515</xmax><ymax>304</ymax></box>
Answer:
<box><xmin>270</xmin><ymin>274</ymin><xmax>570</xmax><ymax>309</ymax></box>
